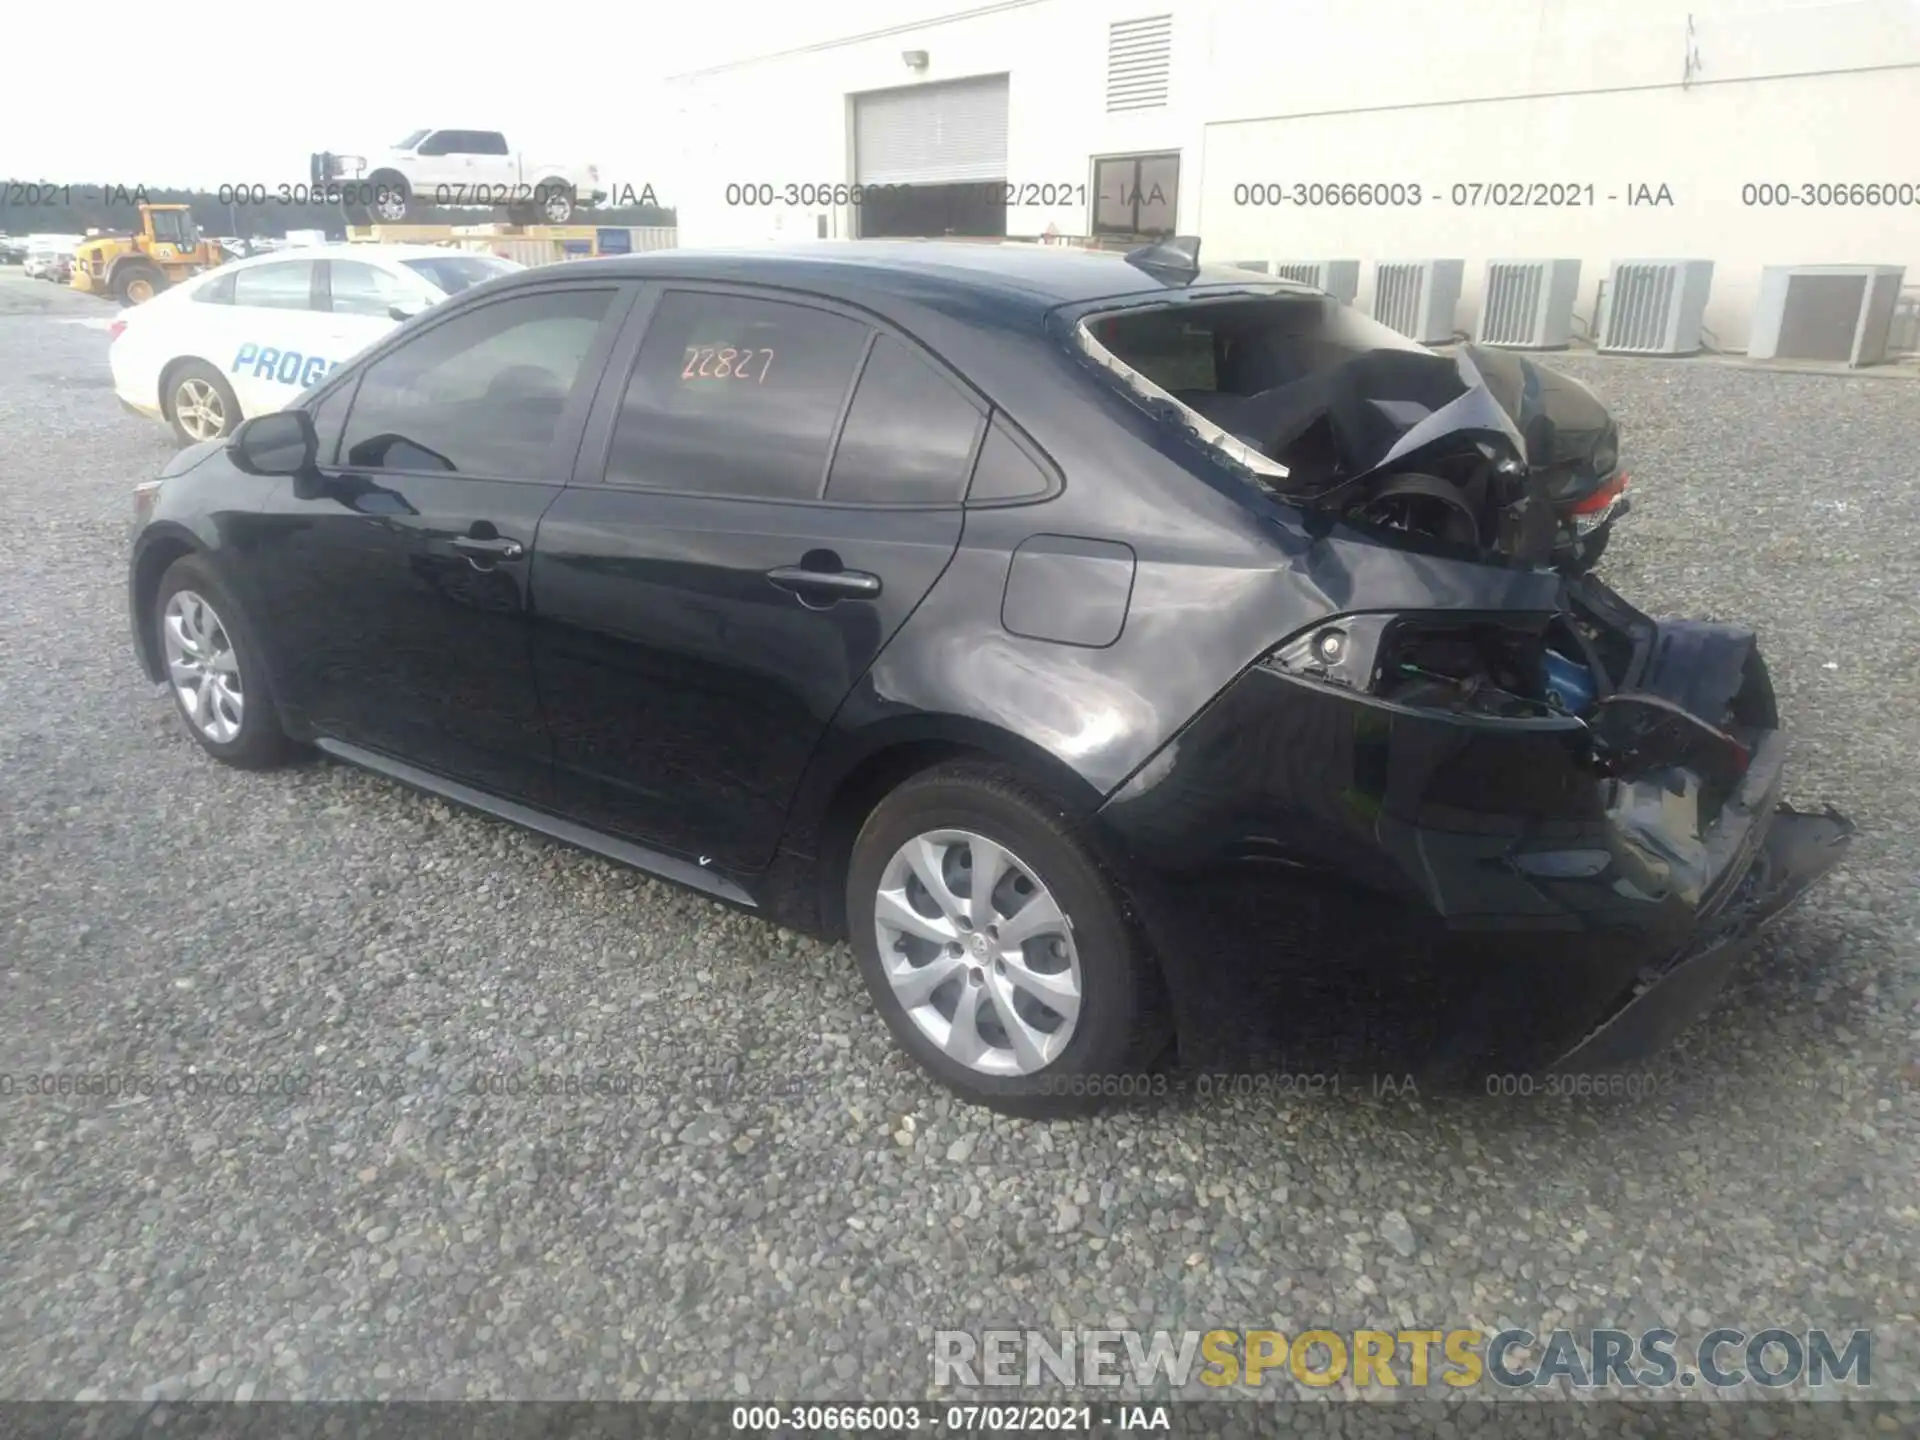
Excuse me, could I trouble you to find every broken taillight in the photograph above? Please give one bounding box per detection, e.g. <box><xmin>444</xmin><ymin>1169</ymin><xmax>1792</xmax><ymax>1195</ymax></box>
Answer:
<box><xmin>1570</xmin><ymin>471</ymin><xmax>1630</xmax><ymax>534</ymax></box>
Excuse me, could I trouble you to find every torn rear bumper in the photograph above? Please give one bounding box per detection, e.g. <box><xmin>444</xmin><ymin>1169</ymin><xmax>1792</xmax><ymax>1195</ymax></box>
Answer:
<box><xmin>1549</xmin><ymin>803</ymin><xmax>1853</xmax><ymax>1071</ymax></box>
<box><xmin>1096</xmin><ymin>601</ymin><xmax>1855</xmax><ymax>1083</ymax></box>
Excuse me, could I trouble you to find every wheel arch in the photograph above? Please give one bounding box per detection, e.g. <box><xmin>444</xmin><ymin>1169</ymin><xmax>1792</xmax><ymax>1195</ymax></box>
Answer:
<box><xmin>788</xmin><ymin>715</ymin><xmax>1110</xmax><ymax>939</ymax></box>
<box><xmin>130</xmin><ymin>526</ymin><xmax>203</xmax><ymax>682</ymax></box>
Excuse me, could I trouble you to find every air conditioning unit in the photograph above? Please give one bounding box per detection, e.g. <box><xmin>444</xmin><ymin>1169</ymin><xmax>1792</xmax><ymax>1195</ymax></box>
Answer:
<box><xmin>1269</xmin><ymin>260</ymin><xmax>1361</xmax><ymax>304</ymax></box>
<box><xmin>1748</xmin><ymin>264</ymin><xmax>1907</xmax><ymax>367</ymax></box>
<box><xmin>1371</xmin><ymin>260</ymin><xmax>1463</xmax><ymax>343</ymax></box>
<box><xmin>1597</xmin><ymin>260</ymin><xmax>1714</xmax><ymax>356</ymax></box>
<box><xmin>1476</xmin><ymin>259</ymin><xmax>1581</xmax><ymax>349</ymax></box>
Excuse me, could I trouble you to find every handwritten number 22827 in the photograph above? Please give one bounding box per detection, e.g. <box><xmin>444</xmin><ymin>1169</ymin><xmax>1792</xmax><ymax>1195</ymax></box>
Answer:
<box><xmin>681</xmin><ymin>346</ymin><xmax>775</xmax><ymax>382</ymax></box>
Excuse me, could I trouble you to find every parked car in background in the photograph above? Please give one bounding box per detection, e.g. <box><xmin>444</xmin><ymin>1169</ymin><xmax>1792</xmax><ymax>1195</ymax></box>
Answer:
<box><xmin>124</xmin><ymin>240</ymin><xmax>1852</xmax><ymax>1114</ymax></box>
<box><xmin>25</xmin><ymin>244</ymin><xmax>75</xmax><ymax>282</ymax></box>
<box><xmin>109</xmin><ymin>244</ymin><xmax>522</xmax><ymax>443</ymax></box>
<box><xmin>312</xmin><ymin>129</ymin><xmax>605</xmax><ymax>225</ymax></box>
<box><xmin>0</xmin><ymin>236</ymin><xmax>27</xmax><ymax>265</ymax></box>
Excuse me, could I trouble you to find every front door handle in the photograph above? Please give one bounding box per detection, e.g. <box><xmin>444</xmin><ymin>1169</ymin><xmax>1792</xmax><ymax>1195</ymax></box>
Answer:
<box><xmin>765</xmin><ymin>565</ymin><xmax>882</xmax><ymax>600</ymax></box>
<box><xmin>452</xmin><ymin>535</ymin><xmax>525</xmax><ymax>562</ymax></box>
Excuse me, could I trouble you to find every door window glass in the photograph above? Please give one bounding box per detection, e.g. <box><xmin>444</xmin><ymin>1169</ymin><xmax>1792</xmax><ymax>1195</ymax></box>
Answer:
<box><xmin>339</xmin><ymin>287</ymin><xmax>615</xmax><ymax>475</ymax></box>
<box><xmin>232</xmin><ymin>261</ymin><xmax>317</xmax><ymax>312</ymax></box>
<box><xmin>327</xmin><ymin>260</ymin><xmax>429</xmax><ymax>317</ymax></box>
<box><xmin>824</xmin><ymin>335</ymin><xmax>984</xmax><ymax>505</ymax></box>
<box><xmin>605</xmin><ymin>290</ymin><xmax>870</xmax><ymax>500</ymax></box>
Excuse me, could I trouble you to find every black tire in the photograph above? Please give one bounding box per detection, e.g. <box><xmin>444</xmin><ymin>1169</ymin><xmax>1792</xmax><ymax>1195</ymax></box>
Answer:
<box><xmin>114</xmin><ymin>264</ymin><xmax>166</xmax><ymax>307</ymax></box>
<box><xmin>846</xmin><ymin>760</ymin><xmax>1168</xmax><ymax>1117</ymax></box>
<box><xmin>163</xmin><ymin>360</ymin><xmax>241</xmax><ymax>445</ymax></box>
<box><xmin>152</xmin><ymin>554</ymin><xmax>294</xmax><ymax>770</ymax></box>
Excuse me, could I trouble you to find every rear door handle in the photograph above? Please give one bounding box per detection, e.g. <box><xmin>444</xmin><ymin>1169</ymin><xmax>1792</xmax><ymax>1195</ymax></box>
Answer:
<box><xmin>452</xmin><ymin>535</ymin><xmax>525</xmax><ymax>561</ymax></box>
<box><xmin>765</xmin><ymin>565</ymin><xmax>882</xmax><ymax>600</ymax></box>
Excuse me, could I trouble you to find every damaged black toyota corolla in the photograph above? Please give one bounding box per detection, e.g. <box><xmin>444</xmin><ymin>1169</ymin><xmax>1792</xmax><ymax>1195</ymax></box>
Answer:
<box><xmin>128</xmin><ymin>237</ymin><xmax>1853</xmax><ymax>1114</ymax></box>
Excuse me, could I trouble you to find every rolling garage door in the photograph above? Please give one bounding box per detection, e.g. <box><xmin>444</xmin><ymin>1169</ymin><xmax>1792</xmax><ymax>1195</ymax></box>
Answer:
<box><xmin>854</xmin><ymin>76</ymin><xmax>1010</xmax><ymax>185</ymax></box>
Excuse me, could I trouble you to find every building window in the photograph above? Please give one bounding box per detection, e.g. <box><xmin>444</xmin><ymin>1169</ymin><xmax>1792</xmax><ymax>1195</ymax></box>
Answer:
<box><xmin>1092</xmin><ymin>153</ymin><xmax>1179</xmax><ymax>239</ymax></box>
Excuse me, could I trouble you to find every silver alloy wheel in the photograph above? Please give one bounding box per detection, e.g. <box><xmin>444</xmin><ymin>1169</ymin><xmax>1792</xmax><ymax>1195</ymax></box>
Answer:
<box><xmin>375</xmin><ymin>189</ymin><xmax>410</xmax><ymax>222</ymax></box>
<box><xmin>542</xmin><ymin>189</ymin><xmax>573</xmax><ymax>223</ymax></box>
<box><xmin>162</xmin><ymin>589</ymin><xmax>244</xmax><ymax>743</ymax></box>
<box><xmin>873</xmin><ymin>828</ymin><xmax>1083</xmax><ymax>1077</ymax></box>
<box><xmin>173</xmin><ymin>378</ymin><xmax>227</xmax><ymax>441</ymax></box>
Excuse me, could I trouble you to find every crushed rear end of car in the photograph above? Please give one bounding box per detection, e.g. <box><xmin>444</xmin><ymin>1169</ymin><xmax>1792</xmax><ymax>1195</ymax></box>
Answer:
<box><xmin>1071</xmin><ymin>271</ymin><xmax>1855</xmax><ymax>1083</ymax></box>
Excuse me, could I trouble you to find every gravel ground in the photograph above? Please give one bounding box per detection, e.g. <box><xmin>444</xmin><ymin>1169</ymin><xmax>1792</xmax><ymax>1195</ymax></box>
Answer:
<box><xmin>2</xmin><ymin>267</ymin><xmax>1917</xmax><ymax>1413</ymax></box>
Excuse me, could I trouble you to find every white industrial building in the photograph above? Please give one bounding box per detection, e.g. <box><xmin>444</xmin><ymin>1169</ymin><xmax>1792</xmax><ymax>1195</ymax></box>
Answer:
<box><xmin>663</xmin><ymin>0</ymin><xmax>1920</xmax><ymax>354</ymax></box>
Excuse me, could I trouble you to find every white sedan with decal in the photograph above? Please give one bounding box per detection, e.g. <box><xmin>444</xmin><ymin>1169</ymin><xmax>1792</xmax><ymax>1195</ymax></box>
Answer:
<box><xmin>109</xmin><ymin>244</ymin><xmax>523</xmax><ymax>444</ymax></box>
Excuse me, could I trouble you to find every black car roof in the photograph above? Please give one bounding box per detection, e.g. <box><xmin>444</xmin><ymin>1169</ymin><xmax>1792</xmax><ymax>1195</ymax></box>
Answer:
<box><xmin>518</xmin><ymin>240</ymin><xmax>1320</xmax><ymax>320</ymax></box>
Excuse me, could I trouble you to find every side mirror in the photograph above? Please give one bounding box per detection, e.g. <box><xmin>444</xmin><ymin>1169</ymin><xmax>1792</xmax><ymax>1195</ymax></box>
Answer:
<box><xmin>389</xmin><ymin>303</ymin><xmax>422</xmax><ymax>322</ymax></box>
<box><xmin>228</xmin><ymin>409</ymin><xmax>317</xmax><ymax>477</ymax></box>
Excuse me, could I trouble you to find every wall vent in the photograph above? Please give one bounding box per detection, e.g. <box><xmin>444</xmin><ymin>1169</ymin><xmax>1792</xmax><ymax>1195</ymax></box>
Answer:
<box><xmin>1371</xmin><ymin>260</ymin><xmax>1464</xmax><ymax>344</ymax></box>
<box><xmin>1597</xmin><ymin>260</ymin><xmax>1713</xmax><ymax>356</ymax></box>
<box><xmin>1476</xmin><ymin>259</ymin><xmax>1581</xmax><ymax>349</ymax></box>
<box><xmin>1270</xmin><ymin>260</ymin><xmax>1360</xmax><ymax>304</ymax></box>
<box><xmin>1748</xmin><ymin>264</ymin><xmax>1906</xmax><ymax>367</ymax></box>
<box><xmin>1107</xmin><ymin>15</ymin><xmax>1172</xmax><ymax>112</ymax></box>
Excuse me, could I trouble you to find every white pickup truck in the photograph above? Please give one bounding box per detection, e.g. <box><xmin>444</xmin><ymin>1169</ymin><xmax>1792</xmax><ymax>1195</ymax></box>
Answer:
<box><xmin>311</xmin><ymin>129</ymin><xmax>605</xmax><ymax>225</ymax></box>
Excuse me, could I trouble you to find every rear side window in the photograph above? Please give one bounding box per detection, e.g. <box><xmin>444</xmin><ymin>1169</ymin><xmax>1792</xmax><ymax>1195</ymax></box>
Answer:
<box><xmin>339</xmin><ymin>287</ymin><xmax>615</xmax><ymax>476</ymax></box>
<box><xmin>824</xmin><ymin>335</ymin><xmax>984</xmax><ymax>505</ymax></box>
<box><xmin>232</xmin><ymin>261</ymin><xmax>317</xmax><ymax>312</ymax></box>
<box><xmin>604</xmin><ymin>290</ymin><xmax>870</xmax><ymax>501</ymax></box>
<box><xmin>967</xmin><ymin>418</ymin><xmax>1057</xmax><ymax>504</ymax></box>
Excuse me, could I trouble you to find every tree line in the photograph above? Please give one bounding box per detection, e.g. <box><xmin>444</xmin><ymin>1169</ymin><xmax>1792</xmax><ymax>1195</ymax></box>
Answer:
<box><xmin>0</xmin><ymin>181</ymin><xmax>676</xmax><ymax>239</ymax></box>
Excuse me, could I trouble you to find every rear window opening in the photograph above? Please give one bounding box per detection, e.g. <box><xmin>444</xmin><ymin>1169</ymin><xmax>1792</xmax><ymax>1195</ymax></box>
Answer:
<box><xmin>1074</xmin><ymin>292</ymin><xmax>1548</xmax><ymax>563</ymax></box>
<box><xmin>1077</xmin><ymin>292</ymin><xmax>1436</xmax><ymax>489</ymax></box>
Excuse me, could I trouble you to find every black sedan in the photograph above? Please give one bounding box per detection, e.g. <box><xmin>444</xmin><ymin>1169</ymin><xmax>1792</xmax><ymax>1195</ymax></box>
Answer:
<box><xmin>128</xmin><ymin>238</ymin><xmax>1852</xmax><ymax>1114</ymax></box>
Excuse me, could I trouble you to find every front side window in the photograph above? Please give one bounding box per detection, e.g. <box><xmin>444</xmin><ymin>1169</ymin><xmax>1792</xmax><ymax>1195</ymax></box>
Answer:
<box><xmin>401</xmin><ymin>253</ymin><xmax>522</xmax><ymax>295</ymax></box>
<box><xmin>232</xmin><ymin>261</ymin><xmax>317</xmax><ymax>312</ymax></box>
<box><xmin>416</xmin><ymin>131</ymin><xmax>454</xmax><ymax>156</ymax></box>
<box><xmin>824</xmin><ymin>335</ymin><xmax>984</xmax><ymax>505</ymax></box>
<box><xmin>339</xmin><ymin>287</ymin><xmax>616</xmax><ymax>476</ymax></box>
<box><xmin>605</xmin><ymin>290</ymin><xmax>871</xmax><ymax>501</ymax></box>
<box><xmin>327</xmin><ymin>261</ymin><xmax>434</xmax><ymax>318</ymax></box>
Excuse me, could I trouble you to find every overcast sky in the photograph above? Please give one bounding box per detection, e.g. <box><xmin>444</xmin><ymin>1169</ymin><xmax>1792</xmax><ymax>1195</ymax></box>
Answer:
<box><xmin>0</xmin><ymin>0</ymin><xmax>982</xmax><ymax>197</ymax></box>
